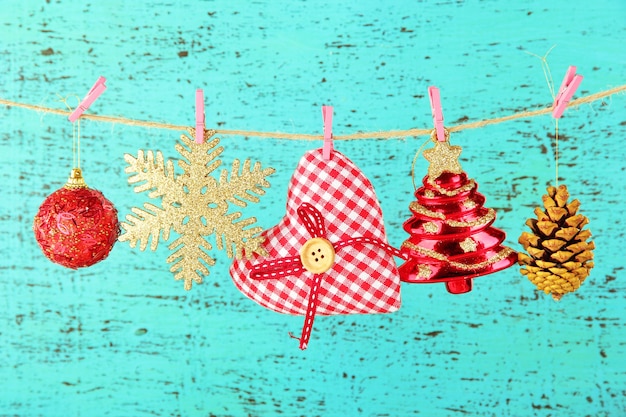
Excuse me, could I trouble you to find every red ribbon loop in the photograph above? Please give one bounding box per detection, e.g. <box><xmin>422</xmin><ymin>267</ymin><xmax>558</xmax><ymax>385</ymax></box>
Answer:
<box><xmin>250</xmin><ymin>256</ymin><xmax>303</xmax><ymax>280</ymax></box>
<box><xmin>335</xmin><ymin>236</ymin><xmax>407</xmax><ymax>260</ymax></box>
<box><xmin>297</xmin><ymin>202</ymin><xmax>326</xmax><ymax>238</ymax></box>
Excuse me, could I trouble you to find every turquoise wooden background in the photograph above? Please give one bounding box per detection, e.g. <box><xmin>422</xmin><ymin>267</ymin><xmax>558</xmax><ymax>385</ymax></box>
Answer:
<box><xmin>1</xmin><ymin>0</ymin><xmax>624</xmax><ymax>416</ymax></box>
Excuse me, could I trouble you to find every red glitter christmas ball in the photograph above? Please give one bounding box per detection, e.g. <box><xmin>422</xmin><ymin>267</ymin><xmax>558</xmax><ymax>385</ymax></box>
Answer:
<box><xmin>33</xmin><ymin>169</ymin><xmax>120</xmax><ymax>269</ymax></box>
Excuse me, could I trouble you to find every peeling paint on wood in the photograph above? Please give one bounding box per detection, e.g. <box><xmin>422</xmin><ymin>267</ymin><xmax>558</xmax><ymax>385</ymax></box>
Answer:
<box><xmin>0</xmin><ymin>0</ymin><xmax>625</xmax><ymax>416</ymax></box>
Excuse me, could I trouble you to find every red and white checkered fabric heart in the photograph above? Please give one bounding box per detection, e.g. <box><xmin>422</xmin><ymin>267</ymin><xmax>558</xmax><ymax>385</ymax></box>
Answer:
<box><xmin>230</xmin><ymin>148</ymin><xmax>402</xmax><ymax>348</ymax></box>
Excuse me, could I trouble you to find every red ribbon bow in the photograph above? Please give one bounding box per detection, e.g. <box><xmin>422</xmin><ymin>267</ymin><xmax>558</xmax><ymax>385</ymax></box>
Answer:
<box><xmin>251</xmin><ymin>202</ymin><xmax>404</xmax><ymax>350</ymax></box>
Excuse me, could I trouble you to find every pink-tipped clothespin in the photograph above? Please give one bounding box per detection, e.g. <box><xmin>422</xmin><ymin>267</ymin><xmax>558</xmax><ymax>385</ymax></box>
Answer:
<box><xmin>428</xmin><ymin>86</ymin><xmax>446</xmax><ymax>142</ymax></box>
<box><xmin>322</xmin><ymin>105</ymin><xmax>333</xmax><ymax>160</ymax></box>
<box><xmin>195</xmin><ymin>89</ymin><xmax>205</xmax><ymax>143</ymax></box>
<box><xmin>552</xmin><ymin>66</ymin><xmax>583</xmax><ymax>119</ymax></box>
<box><xmin>68</xmin><ymin>76</ymin><xmax>107</xmax><ymax>122</ymax></box>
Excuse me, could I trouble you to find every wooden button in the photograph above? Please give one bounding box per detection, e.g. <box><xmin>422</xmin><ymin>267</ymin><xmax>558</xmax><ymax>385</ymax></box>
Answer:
<box><xmin>300</xmin><ymin>237</ymin><xmax>335</xmax><ymax>274</ymax></box>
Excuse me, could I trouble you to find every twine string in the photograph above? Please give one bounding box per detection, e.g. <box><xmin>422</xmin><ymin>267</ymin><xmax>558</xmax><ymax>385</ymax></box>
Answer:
<box><xmin>0</xmin><ymin>84</ymin><xmax>624</xmax><ymax>141</ymax></box>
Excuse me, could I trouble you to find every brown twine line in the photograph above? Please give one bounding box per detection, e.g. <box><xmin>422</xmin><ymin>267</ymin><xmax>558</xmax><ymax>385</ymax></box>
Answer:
<box><xmin>0</xmin><ymin>84</ymin><xmax>624</xmax><ymax>140</ymax></box>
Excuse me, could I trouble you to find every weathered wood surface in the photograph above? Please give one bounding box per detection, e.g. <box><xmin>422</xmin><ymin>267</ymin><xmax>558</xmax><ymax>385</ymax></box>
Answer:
<box><xmin>0</xmin><ymin>0</ymin><xmax>624</xmax><ymax>416</ymax></box>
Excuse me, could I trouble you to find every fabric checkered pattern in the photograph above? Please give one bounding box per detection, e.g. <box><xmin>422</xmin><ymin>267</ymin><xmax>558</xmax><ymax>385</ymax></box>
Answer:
<box><xmin>229</xmin><ymin>148</ymin><xmax>401</xmax><ymax>316</ymax></box>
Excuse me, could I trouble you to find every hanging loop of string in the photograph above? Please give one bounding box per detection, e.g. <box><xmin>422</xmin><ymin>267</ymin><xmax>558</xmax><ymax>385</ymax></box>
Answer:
<box><xmin>526</xmin><ymin>47</ymin><xmax>564</xmax><ymax>186</ymax></box>
<box><xmin>411</xmin><ymin>129</ymin><xmax>449</xmax><ymax>190</ymax></box>
<box><xmin>525</xmin><ymin>46</ymin><xmax>558</xmax><ymax>100</ymax></box>
<box><xmin>57</xmin><ymin>95</ymin><xmax>82</xmax><ymax>169</ymax></box>
<box><xmin>555</xmin><ymin>119</ymin><xmax>559</xmax><ymax>186</ymax></box>
<box><xmin>76</xmin><ymin>119</ymin><xmax>81</xmax><ymax>169</ymax></box>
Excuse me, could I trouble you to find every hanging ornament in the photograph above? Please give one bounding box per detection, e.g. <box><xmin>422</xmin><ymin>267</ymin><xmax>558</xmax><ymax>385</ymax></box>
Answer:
<box><xmin>518</xmin><ymin>66</ymin><xmax>594</xmax><ymax>301</ymax></box>
<box><xmin>33</xmin><ymin>77</ymin><xmax>119</xmax><ymax>268</ymax></box>
<box><xmin>399</xmin><ymin>87</ymin><xmax>516</xmax><ymax>294</ymax></box>
<box><xmin>230</xmin><ymin>107</ymin><xmax>402</xmax><ymax>350</ymax></box>
<box><xmin>398</xmin><ymin>130</ymin><xmax>517</xmax><ymax>293</ymax></box>
<box><xmin>34</xmin><ymin>169</ymin><xmax>120</xmax><ymax>268</ymax></box>
<box><xmin>119</xmin><ymin>128</ymin><xmax>275</xmax><ymax>290</ymax></box>
<box><xmin>518</xmin><ymin>185</ymin><xmax>594</xmax><ymax>301</ymax></box>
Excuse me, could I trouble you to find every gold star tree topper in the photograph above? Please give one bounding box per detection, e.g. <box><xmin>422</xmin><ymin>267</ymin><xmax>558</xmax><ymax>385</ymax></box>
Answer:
<box><xmin>423</xmin><ymin>139</ymin><xmax>463</xmax><ymax>180</ymax></box>
<box><xmin>119</xmin><ymin>129</ymin><xmax>275</xmax><ymax>290</ymax></box>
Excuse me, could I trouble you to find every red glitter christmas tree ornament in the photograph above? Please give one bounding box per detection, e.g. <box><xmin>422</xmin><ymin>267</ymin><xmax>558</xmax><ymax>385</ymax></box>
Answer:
<box><xmin>399</xmin><ymin>130</ymin><xmax>517</xmax><ymax>294</ymax></box>
<box><xmin>33</xmin><ymin>168</ymin><xmax>119</xmax><ymax>269</ymax></box>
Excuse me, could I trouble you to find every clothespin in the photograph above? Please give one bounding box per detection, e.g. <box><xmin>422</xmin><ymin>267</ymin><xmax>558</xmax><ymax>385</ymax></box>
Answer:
<box><xmin>195</xmin><ymin>89</ymin><xmax>205</xmax><ymax>143</ymax></box>
<box><xmin>428</xmin><ymin>86</ymin><xmax>446</xmax><ymax>142</ymax></box>
<box><xmin>552</xmin><ymin>66</ymin><xmax>583</xmax><ymax>119</ymax></box>
<box><xmin>68</xmin><ymin>76</ymin><xmax>107</xmax><ymax>122</ymax></box>
<box><xmin>322</xmin><ymin>105</ymin><xmax>333</xmax><ymax>160</ymax></box>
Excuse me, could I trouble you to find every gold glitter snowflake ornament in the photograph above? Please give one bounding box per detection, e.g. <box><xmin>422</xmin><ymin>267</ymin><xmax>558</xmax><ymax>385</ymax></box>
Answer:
<box><xmin>119</xmin><ymin>128</ymin><xmax>275</xmax><ymax>290</ymax></box>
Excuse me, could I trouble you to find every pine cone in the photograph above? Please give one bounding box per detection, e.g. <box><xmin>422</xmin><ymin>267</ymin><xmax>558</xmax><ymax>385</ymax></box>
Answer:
<box><xmin>518</xmin><ymin>184</ymin><xmax>594</xmax><ymax>301</ymax></box>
